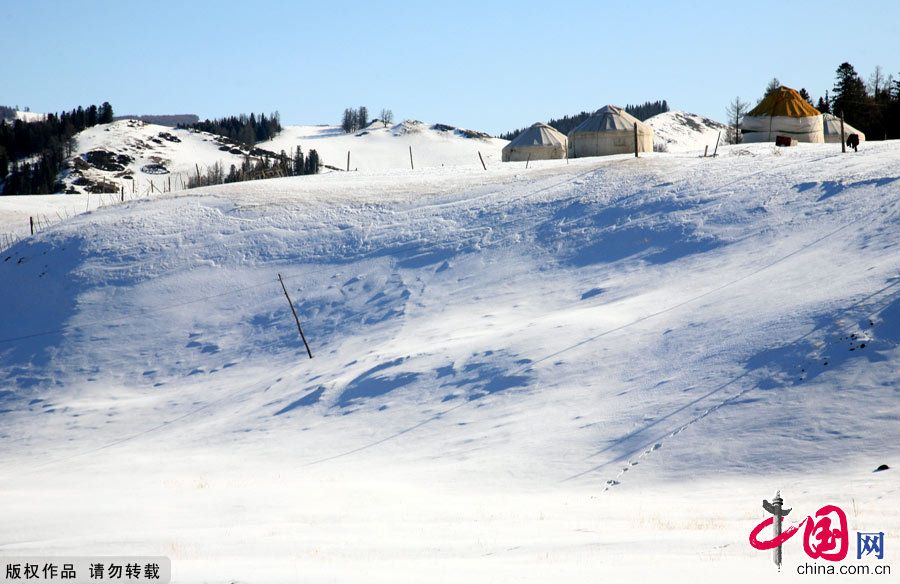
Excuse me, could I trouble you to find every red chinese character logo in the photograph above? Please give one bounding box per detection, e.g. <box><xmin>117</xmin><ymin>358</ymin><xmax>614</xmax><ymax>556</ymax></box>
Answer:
<box><xmin>802</xmin><ymin>504</ymin><xmax>849</xmax><ymax>561</ymax></box>
<box><xmin>749</xmin><ymin>493</ymin><xmax>849</xmax><ymax>568</ymax></box>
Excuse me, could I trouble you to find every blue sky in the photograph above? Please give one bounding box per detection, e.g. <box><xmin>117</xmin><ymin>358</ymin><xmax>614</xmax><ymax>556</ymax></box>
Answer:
<box><xmin>2</xmin><ymin>0</ymin><xmax>898</xmax><ymax>134</ymax></box>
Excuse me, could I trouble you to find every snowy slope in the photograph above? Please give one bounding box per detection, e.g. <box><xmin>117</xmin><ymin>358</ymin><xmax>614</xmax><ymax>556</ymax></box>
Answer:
<box><xmin>60</xmin><ymin>119</ymin><xmax>267</xmax><ymax>195</ymax></box>
<box><xmin>646</xmin><ymin>110</ymin><xmax>728</xmax><ymax>153</ymax></box>
<box><xmin>258</xmin><ymin>120</ymin><xmax>507</xmax><ymax>171</ymax></box>
<box><xmin>0</xmin><ymin>142</ymin><xmax>898</xmax><ymax>582</ymax></box>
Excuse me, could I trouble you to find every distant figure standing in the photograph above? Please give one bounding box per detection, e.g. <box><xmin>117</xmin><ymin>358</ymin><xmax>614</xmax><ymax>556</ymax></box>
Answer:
<box><xmin>847</xmin><ymin>133</ymin><xmax>860</xmax><ymax>152</ymax></box>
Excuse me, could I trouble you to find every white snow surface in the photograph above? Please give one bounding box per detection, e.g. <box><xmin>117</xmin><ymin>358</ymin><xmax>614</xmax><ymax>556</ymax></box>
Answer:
<box><xmin>12</xmin><ymin>110</ymin><xmax>47</xmax><ymax>123</ymax></box>
<box><xmin>0</xmin><ymin>142</ymin><xmax>898</xmax><ymax>582</ymax></box>
<box><xmin>257</xmin><ymin>120</ymin><xmax>507</xmax><ymax>171</ymax></box>
<box><xmin>646</xmin><ymin>110</ymin><xmax>728</xmax><ymax>153</ymax></box>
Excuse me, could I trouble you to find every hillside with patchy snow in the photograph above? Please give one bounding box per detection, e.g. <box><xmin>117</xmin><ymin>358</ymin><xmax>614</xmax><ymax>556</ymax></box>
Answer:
<box><xmin>646</xmin><ymin>110</ymin><xmax>728</xmax><ymax>153</ymax></box>
<box><xmin>58</xmin><ymin>119</ymin><xmax>273</xmax><ymax>195</ymax></box>
<box><xmin>0</xmin><ymin>142</ymin><xmax>898</xmax><ymax>582</ymax></box>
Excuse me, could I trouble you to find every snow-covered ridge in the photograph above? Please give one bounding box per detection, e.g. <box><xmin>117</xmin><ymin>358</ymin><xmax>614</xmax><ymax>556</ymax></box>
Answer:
<box><xmin>258</xmin><ymin>119</ymin><xmax>507</xmax><ymax>171</ymax></box>
<box><xmin>646</xmin><ymin>110</ymin><xmax>728</xmax><ymax>152</ymax></box>
<box><xmin>49</xmin><ymin>118</ymin><xmax>505</xmax><ymax>193</ymax></box>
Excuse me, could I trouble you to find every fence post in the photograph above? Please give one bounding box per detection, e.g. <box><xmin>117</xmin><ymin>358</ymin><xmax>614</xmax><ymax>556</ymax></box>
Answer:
<box><xmin>634</xmin><ymin>123</ymin><xmax>639</xmax><ymax>158</ymax></box>
<box><xmin>347</xmin><ymin>151</ymin><xmax>350</xmax><ymax>172</ymax></box>
<box><xmin>840</xmin><ymin>111</ymin><xmax>846</xmax><ymax>153</ymax></box>
<box><xmin>409</xmin><ymin>146</ymin><xmax>414</xmax><ymax>170</ymax></box>
<box><xmin>277</xmin><ymin>273</ymin><xmax>313</xmax><ymax>359</ymax></box>
<box><xmin>478</xmin><ymin>151</ymin><xmax>487</xmax><ymax>170</ymax></box>
<box><xmin>30</xmin><ymin>216</ymin><xmax>34</xmax><ymax>235</ymax></box>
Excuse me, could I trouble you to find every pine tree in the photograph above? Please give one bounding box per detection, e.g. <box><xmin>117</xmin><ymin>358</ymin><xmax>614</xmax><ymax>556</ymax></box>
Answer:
<box><xmin>799</xmin><ymin>88</ymin><xmax>813</xmax><ymax>106</ymax></box>
<box><xmin>74</xmin><ymin>106</ymin><xmax>85</xmax><ymax>131</ymax></box>
<box><xmin>832</xmin><ymin>62</ymin><xmax>869</xmax><ymax>126</ymax></box>
<box><xmin>99</xmin><ymin>102</ymin><xmax>114</xmax><ymax>124</ymax></box>
<box><xmin>238</xmin><ymin>124</ymin><xmax>256</xmax><ymax>145</ymax></box>
<box><xmin>764</xmin><ymin>77</ymin><xmax>781</xmax><ymax>97</ymax></box>
<box><xmin>816</xmin><ymin>91</ymin><xmax>832</xmax><ymax>114</ymax></box>
<box><xmin>86</xmin><ymin>104</ymin><xmax>98</xmax><ymax>126</ymax></box>
<box><xmin>293</xmin><ymin>145</ymin><xmax>305</xmax><ymax>175</ymax></box>
<box><xmin>357</xmin><ymin>106</ymin><xmax>368</xmax><ymax>130</ymax></box>
<box><xmin>341</xmin><ymin>108</ymin><xmax>355</xmax><ymax>133</ymax></box>
<box><xmin>305</xmin><ymin>149</ymin><xmax>320</xmax><ymax>174</ymax></box>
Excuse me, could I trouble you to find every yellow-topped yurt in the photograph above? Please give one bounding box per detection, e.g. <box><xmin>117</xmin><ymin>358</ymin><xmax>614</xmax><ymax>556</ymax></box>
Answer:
<box><xmin>741</xmin><ymin>86</ymin><xmax>824</xmax><ymax>143</ymax></box>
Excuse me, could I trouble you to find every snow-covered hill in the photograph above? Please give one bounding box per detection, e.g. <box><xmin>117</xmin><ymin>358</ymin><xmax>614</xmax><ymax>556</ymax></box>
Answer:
<box><xmin>258</xmin><ymin>119</ymin><xmax>507</xmax><ymax>171</ymax></box>
<box><xmin>20</xmin><ymin>118</ymin><xmax>504</xmax><ymax>196</ymax></box>
<box><xmin>1</xmin><ymin>142</ymin><xmax>898</xmax><ymax>582</ymax></box>
<box><xmin>60</xmin><ymin>119</ymin><xmax>268</xmax><ymax>195</ymax></box>
<box><xmin>646</xmin><ymin>110</ymin><xmax>728</xmax><ymax>153</ymax></box>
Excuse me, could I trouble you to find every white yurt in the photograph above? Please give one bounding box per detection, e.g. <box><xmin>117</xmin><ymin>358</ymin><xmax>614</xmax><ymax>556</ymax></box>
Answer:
<box><xmin>567</xmin><ymin>105</ymin><xmax>653</xmax><ymax>158</ymax></box>
<box><xmin>822</xmin><ymin>113</ymin><xmax>865</xmax><ymax>143</ymax></box>
<box><xmin>740</xmin><ymin>86</ymin><xmax>824</xmax><ymax>143</ymax></box>
<box><xmin>502</xmin><ymin>123</ymin><xmax>568</xmax><ymax>162</ymax></box>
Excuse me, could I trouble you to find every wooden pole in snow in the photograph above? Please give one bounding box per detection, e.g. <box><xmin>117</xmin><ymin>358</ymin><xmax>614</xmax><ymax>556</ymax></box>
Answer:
<box><xmin>840</xmin><ymin>111</ymin><xmax>846</xmax><ymax>153</ymax></box>
<box><xmin>703</xmin><ymin>145</ymin><xmax>708</xmax><ymax>158</ymax></box>
<box><xmin>29</xmin><ymin>217</ymin><xmax>34</xmax><ymax>235</ymax></box>
<box><xmin>478</xmin><ymin>151</ymin><xmax>487</xmax><ymax>170</ymax></box>
<box><xmin>409</xmin><ymin>146</ymin><xmax>414</xmax><ymax>170</ymax></box>
<box><xmin>278</xmin><ymin>273</ymin><xmax>313</xmax><ymax>359</ymax></box>
<box><xmin>525</xmin><ymin>153</ymin><xmax>531</xmax><ymax>169</ymax></box>
<box><xmin>347</xmin><ymin>151</ymin><xmax>350</xmax><ymax>172</ymax></box>
<box><xmin>713</xmin><ymin>131</ymin><xmax>721</xmax><ymax>157</ymax></box>
<box><xmin>634</xmin><ymin>123</ymin><xmax>639</xmax><ymax>158</ymax></box>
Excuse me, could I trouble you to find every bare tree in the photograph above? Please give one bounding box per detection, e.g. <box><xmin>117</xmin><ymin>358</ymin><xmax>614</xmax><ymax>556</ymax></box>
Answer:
<box><xmin>764</xmin><ymin>77</ymin><xmax>781</xmax><ymax>98</ymax></box>
<box><xmin>725</xmin><ymin>96</ymin><xmax>750</xmax><ymax>144</ymax></box>
<box><xmin>868</xmin><ymin>65</ymin><xmax>885</xmax><ymax>96</ymax></box>
<box><xmin>341</xmin><ymin>108</ymin><xmax>355</xmax><ymax>133</ymax></box>
<box><xmin>380</xmin><ymin>108</ymin><xmax>394</xmax><ymax>127</ymax></box>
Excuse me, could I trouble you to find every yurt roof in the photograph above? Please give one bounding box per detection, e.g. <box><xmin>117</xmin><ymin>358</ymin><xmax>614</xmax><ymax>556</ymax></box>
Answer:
<box><xmin>570</xmin><ymin>105</ymin><xmax>648</xmax><ymax>133</ymax></box>
<box><xmin>748</xmin><ymin>86</ymin><xmax>821</xmax><ymax>118</ymax></box>
<box><xmin>507</xmin><ymin>123</ymin><xmax>567</xmax><ymax>148</ymax></box>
